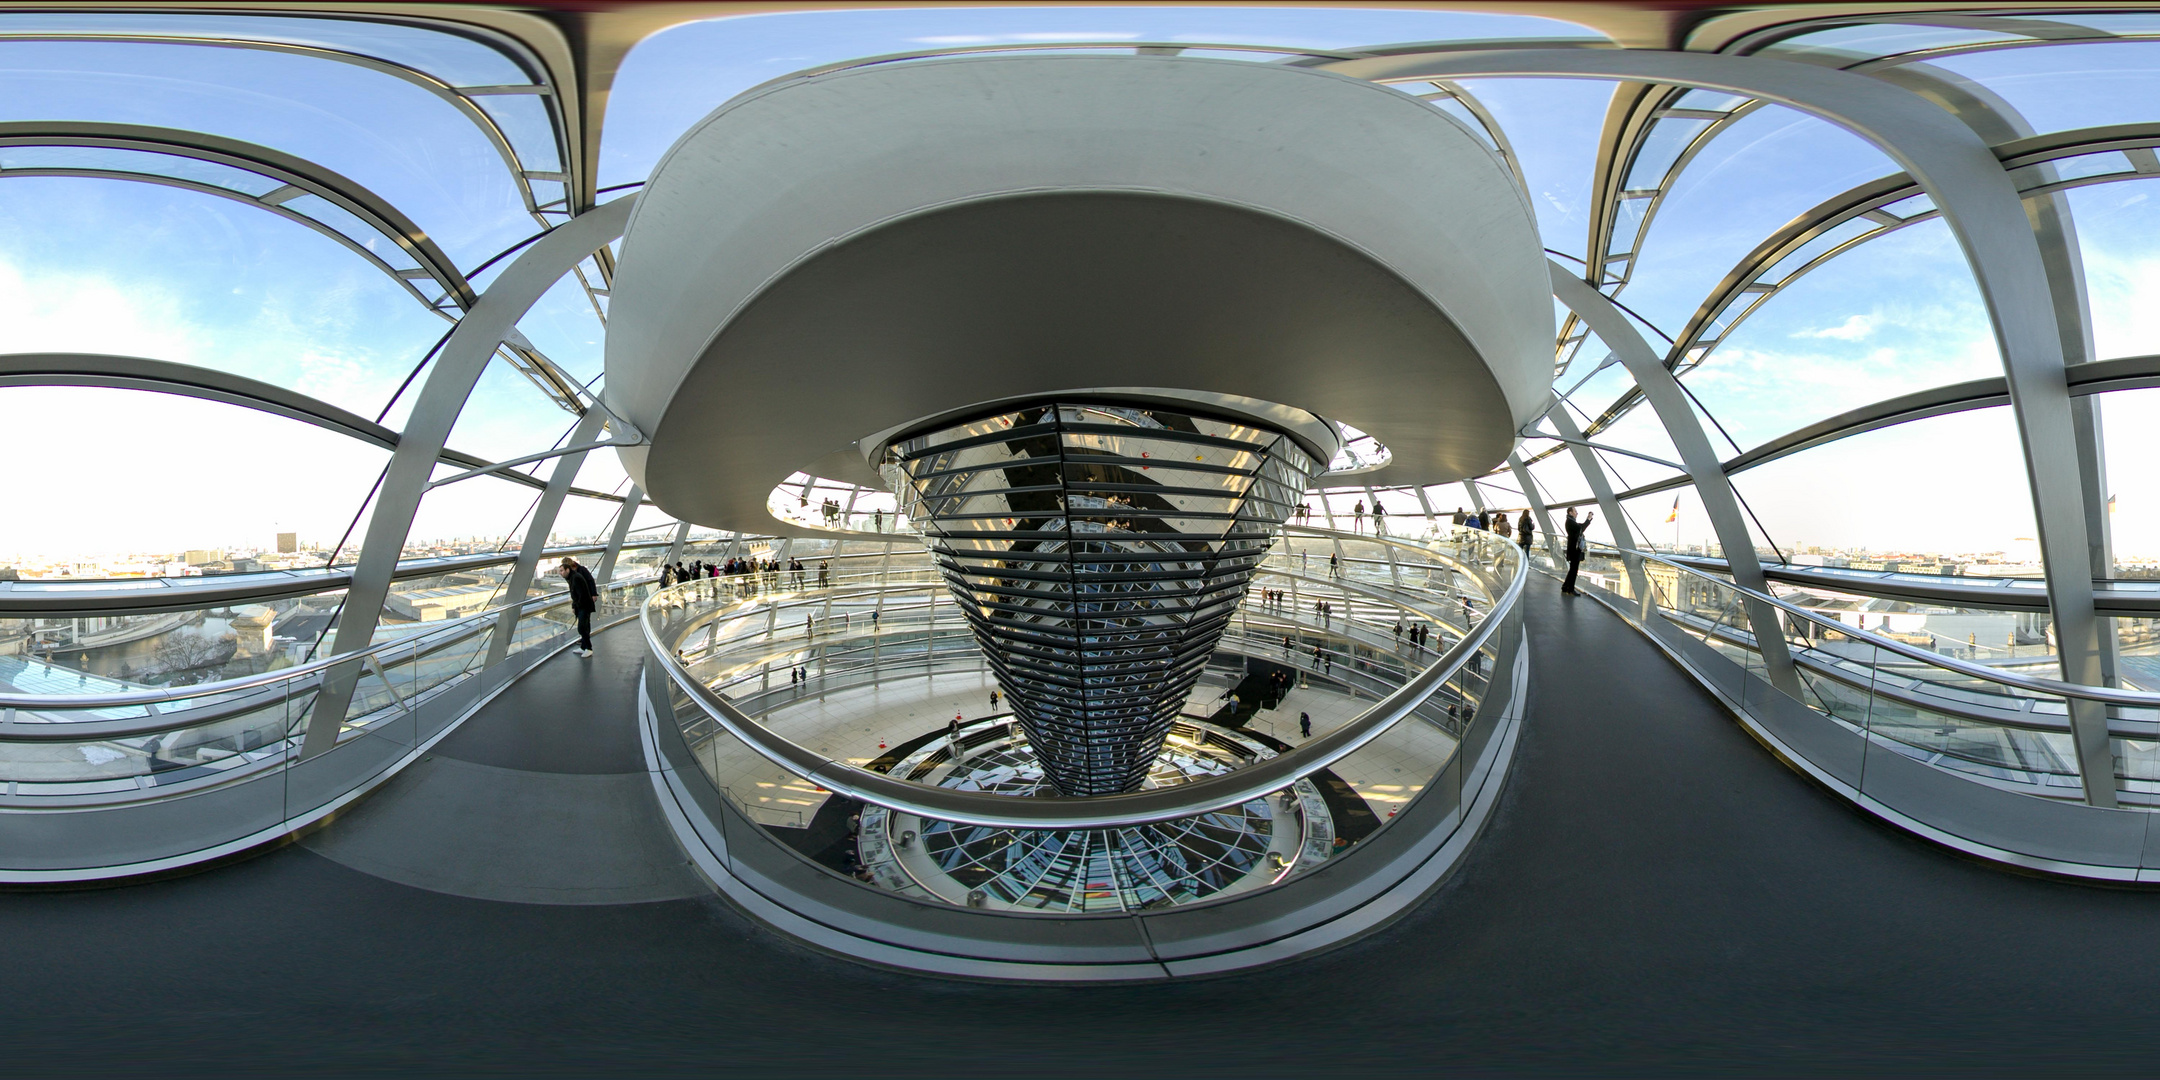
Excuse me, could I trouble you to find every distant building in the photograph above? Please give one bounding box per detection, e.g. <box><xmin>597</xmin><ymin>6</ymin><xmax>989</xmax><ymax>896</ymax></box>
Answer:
<box><xmin>277</xmin><ymin>532</ymin><xmax>298</xmax><ymax>554</ymax></box>
<box><xmin>384</xmin><ymin>583</ymin><xmax>500</xmax><ymax>622</ymax></box>
<box><xmin>184</xmin><ymin>549</ymin><xmax>225</xmax><ymax>566</ymax></box>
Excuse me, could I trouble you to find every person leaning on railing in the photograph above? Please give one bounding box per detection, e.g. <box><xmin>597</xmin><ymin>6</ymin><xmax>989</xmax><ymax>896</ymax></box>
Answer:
<box><xmin>559</xmin><ymin>556</ymin><xmax>599</xmax><ymax>657</ymax></box>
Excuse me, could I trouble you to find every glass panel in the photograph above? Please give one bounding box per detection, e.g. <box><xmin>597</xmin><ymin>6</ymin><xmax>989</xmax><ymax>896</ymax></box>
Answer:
<box><xmin>441</xmin><ymin>355</ymin><xmax>581</xmax><ymax>464</ymax></box>
<box><xmin>0</xmin><ymin>12</ymin><xmax>531</xmax><ymax>87</ymax></box>
<box><xmin>0</xmin><ymin>40</ymin><xmax>531</xmax><ymax>266</ymax></box>
<box><xmin>1557</xmin><ymin>332</ymin><xmax>1634</xmax><ymax>418</ymax></box>
<box><xmin>1930</xmin><ymin>42</ymin><xmax>2160</xmax><ymax>137</ymax></box>
<box><xmin>1589</xmin><ymin>400</ymin><xmax>1692</xmax><ymax>477</ymax></box>
<box><xmin>2097</xmin><ymin>388</ymin><xmax>2160</xmax><ymax>572</ymax></box>
<box><xmin>511</xmin><ymin>272</ymin><xmax>606</xmax><ymax>385</ymax></box>
<box><xmin>547</xmin><ymin>492</ymin><xmax>629</xmax><ymax>548</ymax></box>
<box><xmin>2115</xmin><ymin>615</ymin><xmax>2160</xmax><ymax>694</ymax></box>
<box><xmin>279</xmin><ymin>193</ymin><xmax>421</xmax><ymax>270</ymax></box>
<box><xmin>1622</xmin><ymin>485</ymin><xmax>1719</xmax><ymax>558</ymax></box>
<box><xmin>1</xmin><ymin>592</ymin><xmax>350</xmax><ymax>691</ymax></box>
<box><xmin>0</xmin><ymin>176</ymin><xmax>451</xmax><ymax>418</ymax></box>
<box><xmin>1620</xmin><ymin>105</ymin><xmax>1897</xmax><ymax>335</ymax></box>
<box><xmin>1523</xmin><ymin>454</ymin><xmax>1593</xmax><ymax>509</ymax></box>
<box><xmin>1450</xmin><ymin>77</ymin><xmax>1617</xmax><ymax>260</ymax></box>
<box><xmin>1759</xmin><ymin>216</ymin><xmax>1877</xmax><ymax>285</ymax></box>
<box><xmin>1759</xmin><ymin>23</ymin><xmax>2030</xmax><ymax>63</ymax></box>
<box><xmin>1680</xmin><ymin>216</ymin><xmax>2000</xmax><ymax>449</ymax></box>
<box><xmin>2067</xmin><ymin>178</ymin><xmax>2160</xmax><ymax>361</ymax></box>
<box><xmin>0</xmin><ymin>387</ymin><xmax>388</xmax><ymax>577</ymax></box>
<box><xmin>473</xmin><ymin>92</ymin><xmax>561</xmax><ymax>173</ymax></box>
<box><xmin>1879</xmin><ymin>192</ymin><xmax>1935</xmax><ymax>219</ymax></box>
<box><xmin>0</xmin><ymin>144</ymin><xmax>283</xmax><ymax>195</ymax></box>
<box><xmin>1675</xmin><ymin>88</ymin><xmax>1749</xmax><ymax>112</ymax></box>
<box><xmin>2020</xmin><ymin>150</ymin><xmax>2135</xmax><ymax>187</ymax></box>
<box><xmin>403</xmin><ymin>470</ymin><xmax>548</xmax><ymax>563</ymax></box>
<box><xmin>1727</xmin><ymin>406</ymin><xmax>2042</xmax><ymax>575</ymax></box>
<box><xmin>1625</xmin><ymin>116</ymin><xmax>1712</xmax><ymax>190</ymax></box>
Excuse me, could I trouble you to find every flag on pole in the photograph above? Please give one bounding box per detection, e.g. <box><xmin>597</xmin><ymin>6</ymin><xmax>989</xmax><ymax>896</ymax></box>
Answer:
<box><xmin>1665</xmin><ymin>497</ymin><xmax>1680</xmax><ymax>523</ymax></box>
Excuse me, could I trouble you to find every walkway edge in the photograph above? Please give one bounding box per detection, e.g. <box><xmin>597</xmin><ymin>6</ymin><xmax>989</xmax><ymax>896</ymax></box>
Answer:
<box><xmin>0</xmin><ymin>614</ymin><xmax>635</xmax><ymax>885</ymax></box>
<box><xmin>637</xmin><ymin>638</ymin><xmax>1530</xmax><ymax>981</ymax></box>
<box><xmin>1569</xmin><ymin>580</ymin><xmax>2156</xmax><ymax>883</ymax></box>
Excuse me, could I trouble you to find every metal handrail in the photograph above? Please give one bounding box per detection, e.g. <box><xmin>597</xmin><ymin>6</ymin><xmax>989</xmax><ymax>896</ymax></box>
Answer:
<box><xmin>1599</xmin><ymin>543</ymin><xmax>2160</xmax><ymax>709</ymax></box>
<box><xmin>0</xmin><ymin>569</ymin><xmax>659</xmax><ymax>711</ymax></box>
<box><xmin>643</xmin><ymin>528</ymin><xmax>1525</xmax><ymax>830</ymax></box>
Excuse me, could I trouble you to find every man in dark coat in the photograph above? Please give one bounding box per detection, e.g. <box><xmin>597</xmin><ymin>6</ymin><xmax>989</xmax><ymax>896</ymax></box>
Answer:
<box><xmin>561</xmin><ymin>557</ymin><xmax>599</xmax><ymax>656</ymax></box>
<box><xmin>1561</xmin><ymin>509</ymin><xmax>1595</xmax><ymax>597</ymax></box>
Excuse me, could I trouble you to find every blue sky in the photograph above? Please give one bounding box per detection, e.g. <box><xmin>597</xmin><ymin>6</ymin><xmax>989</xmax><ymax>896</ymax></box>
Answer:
<box><xmin>0</xmin><ymin>7</ymin><xmax>2156</xmax><ymax>565</ymax></box>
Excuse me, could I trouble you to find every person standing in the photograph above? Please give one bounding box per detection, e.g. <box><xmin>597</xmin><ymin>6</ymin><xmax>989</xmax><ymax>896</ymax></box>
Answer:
<box><xmin>560</xmin><ymin>556</ymin><xmax>598</xmax><ymax>657</ymax></box>
<box><xmin>1352</xmin><ymin>500</ymin><xmax>1365</xmax><ymax>534</ymax></box>
<box><xmin>1373</xmin><ymin>500</ymin><xmax>1387</xmax><ymax>534</ymax></box>
<box><xmin>1517</xmin><ymin>511</ymin><xmax>1536</xmax><ymax>557</ymax></box>
<box><xmin>1562</xmin><ymin>508</ymin><xmax>1595</xmax><ymax>596</ymax></box>
<box><xmin>1299</xmin><ymin>712</ymin><xmax>1312</xmax><ymax>739</ymax></box>
<box><xmin>1492</xmin><ymin>510</ymin><xmax>1512</xmax><ymax>543</ymax></box>
<box><xmin>1451</xmin><ymin>507</ymin><xmax>1467</xmax><ymax>526</ymax></box>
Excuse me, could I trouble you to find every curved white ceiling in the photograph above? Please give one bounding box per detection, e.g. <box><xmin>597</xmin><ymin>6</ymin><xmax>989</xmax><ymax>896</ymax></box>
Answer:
<box><xmin>605</xmin><ymin>54</ymin><xmax>1552</xmax><ymax>533</ymax></box>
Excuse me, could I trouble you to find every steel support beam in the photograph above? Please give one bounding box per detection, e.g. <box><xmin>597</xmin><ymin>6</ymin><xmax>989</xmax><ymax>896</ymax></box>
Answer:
<box><xmin>663</xmin><ymin>522</ymin><xmax>693</xmax><ymax>567</ymax></box>
<box><xmin>1549</xmin><ymin>262</ymin><xmax>1802</xmax><ymax>698</ymax></box>
<box><xmin>486</xmin><ymin>406</ymin><xmax>611</xmax><ymax>667</ymax></box>
<box><xmin>1878</xmin><ymin>63</ymin><xmax>2121</xmax><ymax>690</ymax></box>
<box><xmin>1507</xmin><ymin>451</ymin><xmax>1565</xmax><ymax>565</ymax></box>
<box><xmin>302</xmin><ymin>196</ymin><xmax>635</xmax><ymax>757</ymax></box>
<box><xmin>596</xmin><ymin>486</ymin><xmax>646</xmax><ymax>585</ymax></box>
<box><xmin>1329</xmin><ymin>48</ymin><xmax>2114</xmax><ymax>805</ymax></box>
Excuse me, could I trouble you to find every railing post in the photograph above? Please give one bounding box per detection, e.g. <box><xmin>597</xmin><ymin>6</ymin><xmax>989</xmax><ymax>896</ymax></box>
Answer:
<box><xmin>596</xmin><ymin>485</ymin><xmax>645</xmax><ymax>585</ymax></box>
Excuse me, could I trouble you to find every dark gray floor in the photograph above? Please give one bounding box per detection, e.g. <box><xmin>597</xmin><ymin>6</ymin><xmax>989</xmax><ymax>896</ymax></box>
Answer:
<box><xmin>8</xmin><ymin>580</ymin><xmax>2160</xmax><ymax>1076</ymax></box>
<box><xmin>298</xmin><ymin>625</ymin><xmax>703</xmax><ymax>904</ymax></box>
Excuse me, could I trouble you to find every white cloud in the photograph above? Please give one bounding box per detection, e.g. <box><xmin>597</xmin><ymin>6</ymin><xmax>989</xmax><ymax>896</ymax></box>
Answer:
<box><xmin>2085</xmin><ymin>249</ymin><xmax>2160</xmax><ymax>361</ymax></box>
<box><xmin>0</xmin><ymin>258</ymin><xmax>210</xmax><ymax>362</ymax></box>
<box><xmin>1793</xmin><ymin>313</ymin><xmax>1876</xmax><ymax>340</ymax></box>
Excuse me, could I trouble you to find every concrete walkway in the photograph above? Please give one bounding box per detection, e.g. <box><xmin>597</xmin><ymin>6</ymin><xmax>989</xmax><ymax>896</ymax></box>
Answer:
<box><xmin>301</xmin><ymin>623</ymin><xmax>703</xmax><ymax>904</ymax></box>
<box><xmin>7</xmin><ymin>577</ymin><xmax>2160</xmax><ymax>1074</ymax></box>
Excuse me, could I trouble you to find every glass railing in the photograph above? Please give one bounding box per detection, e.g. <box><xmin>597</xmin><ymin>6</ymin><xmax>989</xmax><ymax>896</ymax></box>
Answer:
<box><xmin>0</xmin><ymin>566</ymin><xmax>661</xmax><ymax>798</ymax></box>
<box><xmin>1569</xmin><ymin>543</ymin><xmax>2160</xmax><ymax>806</ymax></box>
<box><xmin>641</xmin><ymin>524</ymin><xmax>1525</xmax><ymax>912</ymax></box>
